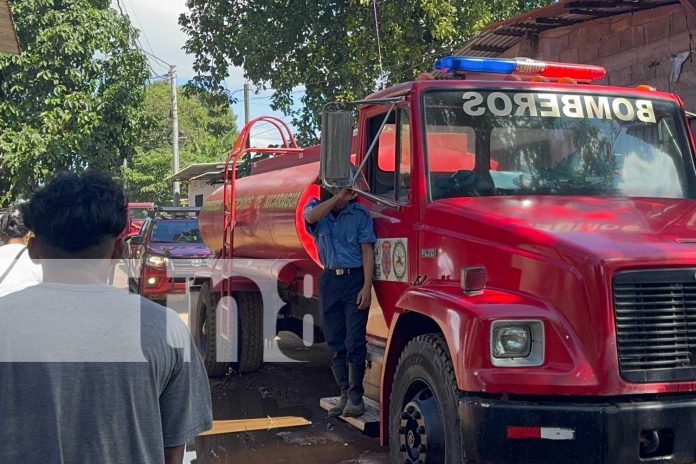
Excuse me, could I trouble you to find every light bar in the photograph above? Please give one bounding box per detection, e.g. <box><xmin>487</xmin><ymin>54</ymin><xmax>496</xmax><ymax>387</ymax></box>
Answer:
<box><xmin>434</xmin><ymin>56</ymin><xmax>606</xmax><ymax>81</ymax></box>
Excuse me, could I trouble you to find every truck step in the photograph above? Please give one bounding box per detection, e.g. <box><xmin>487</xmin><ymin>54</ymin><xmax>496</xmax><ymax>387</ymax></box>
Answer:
<box><xmin>319</xmin><ymin>396</ymin><xmax>380</xmax><ymax>436</ymax></box>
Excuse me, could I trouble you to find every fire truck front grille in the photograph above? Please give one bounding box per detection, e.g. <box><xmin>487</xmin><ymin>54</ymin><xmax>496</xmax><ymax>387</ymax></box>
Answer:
<box><xmin>614</xmin><ymin>269</ymin><xmax>696</xmax><ymax>383</ymax></box>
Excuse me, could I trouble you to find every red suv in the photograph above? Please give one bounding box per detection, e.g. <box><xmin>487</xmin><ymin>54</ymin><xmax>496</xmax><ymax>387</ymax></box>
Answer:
<box><xmin>125</xmin><ymin>208</ymin><xmax>211</xmax><ymax>305</ymax></box>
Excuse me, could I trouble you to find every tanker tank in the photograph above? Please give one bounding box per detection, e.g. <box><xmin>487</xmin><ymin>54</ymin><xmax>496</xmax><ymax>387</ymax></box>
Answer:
<box><xmin>198</xmin><ymin>152</ymin><xmax>321</xmax><ymax>265</ymax></box>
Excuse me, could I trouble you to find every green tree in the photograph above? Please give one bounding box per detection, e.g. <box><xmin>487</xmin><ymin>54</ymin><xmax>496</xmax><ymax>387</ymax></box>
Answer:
<box><xmin>124</xmin><ymin>81</ymin><xmax>238</xmax><ymax>205</ymax></box>
<box><xmin>180</xmin><ymin>0</ymin><xmax>553</xmax><ymax>143</ymax></box>
<box><xmin>0</xmin><ymin>0</ymin><xmax>149</xmax><ymax>205</ymax></box>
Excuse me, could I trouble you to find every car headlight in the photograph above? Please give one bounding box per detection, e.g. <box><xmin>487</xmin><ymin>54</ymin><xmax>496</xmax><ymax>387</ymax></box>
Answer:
<box><xmin>145</xmin><ymin>254</ymin><xmax>169</xmax><ymax>268</ymax></box>
<box><xmin>490</xmin><ymin>320</ymin><xmax>544</xmax><ymax>367</ymax></box>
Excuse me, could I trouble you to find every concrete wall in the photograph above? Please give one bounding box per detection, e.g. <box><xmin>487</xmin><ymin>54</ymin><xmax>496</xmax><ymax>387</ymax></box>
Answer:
<box><xmin>502</xmin><ymin>3</ymin><xmax>696</xmax><ymax>110</ymax></box>
<box><xmin>186</xmin><ymin>179</ymin><xmax>219</xmax><ymax>208</ymax></box>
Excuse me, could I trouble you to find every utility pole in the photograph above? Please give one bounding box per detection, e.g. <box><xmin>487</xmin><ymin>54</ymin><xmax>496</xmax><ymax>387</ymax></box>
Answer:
<box><xmin>243</xmin><ymin>81</ymin><xmax>250</xmax><ymax>125</ymax></box>
<box><xmin>170</xmin><ymin>65</ymin><xmax>180</xmax><ymax>206</ymax></box>
<box><xmin>122</xmin><ymin>158</ymin><xmax>128</xmax><ymax>193</ymax></box>
<box><xmin>243</xmin><ymin>82</ymin><xmax>251</xmax><ymax>149</ymax></box>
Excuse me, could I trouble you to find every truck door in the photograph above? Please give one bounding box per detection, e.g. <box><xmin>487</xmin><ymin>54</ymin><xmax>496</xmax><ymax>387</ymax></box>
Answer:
<box><xmin>361</xmin><ymin>105</ymin><xmax>418</xmax><ymax>333</ymax></box>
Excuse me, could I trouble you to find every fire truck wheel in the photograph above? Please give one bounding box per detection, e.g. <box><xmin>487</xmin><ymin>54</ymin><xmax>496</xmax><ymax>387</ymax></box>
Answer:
<box><xmin>195</xmin><ymin>282</ymin><xmax>230</xmax><ymax>377</ymax></box>
<box><xmin>233</xmin><ymin>291</ymin><xmax>264</xmax><ymax>373</ymax></box>
<box><xmin>389</xmin><ymin>333</ymin><xmax>463</xmax><ymax>464</ymax></box>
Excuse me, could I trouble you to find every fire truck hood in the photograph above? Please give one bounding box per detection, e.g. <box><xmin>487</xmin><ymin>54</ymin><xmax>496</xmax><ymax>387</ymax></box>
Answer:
<box><xmin>434</xmin><ymin>196</ymin><xmax>696</xmax><ymax>262</ymax></box>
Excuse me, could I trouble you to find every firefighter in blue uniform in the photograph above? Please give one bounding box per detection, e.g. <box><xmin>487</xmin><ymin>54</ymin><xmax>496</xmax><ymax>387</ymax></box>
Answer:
<box><xmin>305</xmin><ymin>187</ymin><xmax>376</xmax><ymax>417</ymax></box>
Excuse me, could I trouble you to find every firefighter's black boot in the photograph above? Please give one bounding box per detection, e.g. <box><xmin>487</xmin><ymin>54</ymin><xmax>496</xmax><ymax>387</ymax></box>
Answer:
<box><xmin>343</xmin><ymin>362</ymin><xmax>366</xmax><ymax>417</ymax></box>
<box><xmin>328</xmin><ymin>364</ymin><xmax>349</xmax><ymax>417</ymax></box>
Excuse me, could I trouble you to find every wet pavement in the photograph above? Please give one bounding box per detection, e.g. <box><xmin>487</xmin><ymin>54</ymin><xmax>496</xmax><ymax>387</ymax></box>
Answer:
<box><xmin>186</xmin><ymin>334</ymin><xmax>389</xmax><ymax>464</ymax></box>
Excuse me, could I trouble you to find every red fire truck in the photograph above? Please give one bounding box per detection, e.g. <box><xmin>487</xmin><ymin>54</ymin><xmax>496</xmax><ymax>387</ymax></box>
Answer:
<box><xmin>190</xmin><ymin>56</ymin><xmax>696</xmax><ymax>463</ymax></box>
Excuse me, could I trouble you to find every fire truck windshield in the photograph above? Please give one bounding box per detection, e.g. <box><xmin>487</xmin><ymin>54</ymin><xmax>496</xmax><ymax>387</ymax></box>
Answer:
<box><xmin>423</xmin><ymin>89</ymin><xmax>696</xmax><ymax>201</ymax></box>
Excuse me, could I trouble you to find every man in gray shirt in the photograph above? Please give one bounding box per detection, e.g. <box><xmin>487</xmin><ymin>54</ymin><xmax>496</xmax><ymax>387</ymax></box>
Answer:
<box><xmin>0</xmin><ymin>172</ymin><xmax>212</xmax><ymax>463</ymax></box>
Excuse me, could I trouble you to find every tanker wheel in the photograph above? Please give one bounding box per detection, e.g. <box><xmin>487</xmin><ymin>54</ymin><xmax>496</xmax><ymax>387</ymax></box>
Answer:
<box><xmin>233</xmin><ymin>290</ymin><xmax>264</xmax><ymax>373</ymax></box>
<box><xmin>195</xmin><ymin>282</ymin><xmax>229</xmax><ymax>377</ymax></box>
<box><xmin>195</xmin><ymin>283</ymin><xmax>264</xmax><ymax>376</ymax></box>
<box><xmin>389</xmin><ymin>334</ymin><xmax>463</xmax><ymax>464</ymax></box>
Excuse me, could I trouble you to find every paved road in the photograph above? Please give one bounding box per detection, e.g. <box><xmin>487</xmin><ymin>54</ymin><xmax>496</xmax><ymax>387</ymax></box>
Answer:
<box><xmin>113</xmin><ymin>262</ymin><xmax>390</xmax><ymax>463</ymax></box>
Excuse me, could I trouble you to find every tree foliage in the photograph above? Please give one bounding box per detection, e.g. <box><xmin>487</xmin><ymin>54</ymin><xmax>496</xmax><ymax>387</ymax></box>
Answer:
<box><xmin>180</xmin><ymin>0</ymin><xmax>554</xmax><ymax>143</ymax></box>
<box><xmin>0</xmin><ymin>0</ymin><xmax>150</xmax><ymax>205</ymax></box>
<box><xmin>124</xmin><ymin>81</ymin><xmax>238</xmax><ymax>205</ymax></box>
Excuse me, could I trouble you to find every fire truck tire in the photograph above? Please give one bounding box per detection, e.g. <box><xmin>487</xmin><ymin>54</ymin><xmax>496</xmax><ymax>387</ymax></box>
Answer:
<box><xmin>389</xmin><ymin>333</ymin><xmax>463</xmax><ymax>464</ymax></box>
<box><xmin>233</xmin><ymin>291</ymin><xmax>264</xmax><ymax>373</ymax></box>
<box><xmin>195</xmin><ymin>282</ymin><xmax>230</xmax><ymax>377</ymax></box>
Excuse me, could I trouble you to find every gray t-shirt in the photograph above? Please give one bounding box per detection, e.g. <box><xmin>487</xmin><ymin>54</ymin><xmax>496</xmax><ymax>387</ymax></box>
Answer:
<box><xmin>0</xmin><ymin>283</ymin><xmax>213</xmax><ymax>464</ymax></box>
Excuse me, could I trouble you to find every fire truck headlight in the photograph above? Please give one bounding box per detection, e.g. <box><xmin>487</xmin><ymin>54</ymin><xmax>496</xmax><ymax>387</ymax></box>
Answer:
<box><xmin>493</xmin><ymin>326</ymin><xmax>530</xmax><ymax>357</ymax></box>
<box><xmin>145</xmin><ymin>254</ymin><xmax>169</xmax><ymax>268</ymax></box>
<box><xmin>490</xmin><ymin>320</ymin><xmax>544</xmax><ymax>367</ymax></box>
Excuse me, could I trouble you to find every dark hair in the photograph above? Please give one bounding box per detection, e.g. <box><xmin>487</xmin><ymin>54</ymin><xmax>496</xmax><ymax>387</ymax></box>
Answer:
<box><xmin>23</xmin><ymin>171</ymin><xmax>127</xmax><ymax>254</ymax></box>
<box><xmin>0</xmin><ymin>204</ymin><xmax>30</xmax><ymax>241</ymax></box>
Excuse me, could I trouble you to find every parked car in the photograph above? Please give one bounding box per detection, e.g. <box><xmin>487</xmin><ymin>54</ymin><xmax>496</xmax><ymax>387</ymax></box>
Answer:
<box><xmin>122</xmin><ymin>202</ymin><xmax>155</xmax><ymax>240</ymax></box>
<box><xmin>125</xmin><ymin>207</ymin><xmax>211</xmax><ymax>305</ymax></box>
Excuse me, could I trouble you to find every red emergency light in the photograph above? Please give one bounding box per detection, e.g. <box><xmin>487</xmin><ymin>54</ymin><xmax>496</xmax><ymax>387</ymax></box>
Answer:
<box><xmin>434</xmin><ymin>56</ymin><xmax>607</xmax><ymax>82</ymax></box>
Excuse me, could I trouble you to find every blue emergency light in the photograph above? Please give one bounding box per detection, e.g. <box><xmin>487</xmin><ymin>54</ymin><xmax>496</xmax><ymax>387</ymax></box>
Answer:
<box><xmin>434</xmin><ymin>56</ymin><xmax>517</xmax><ymax>74</ymax></box>
<box><xmin>433</xmin><ymin>56</ymin><xmax>606</xmax><ymax>81</ymax></box>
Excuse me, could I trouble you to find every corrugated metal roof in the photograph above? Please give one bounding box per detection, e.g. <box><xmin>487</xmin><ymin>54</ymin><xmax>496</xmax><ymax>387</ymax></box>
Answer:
<box><xmin>457</xmin><ymin>0</ymin><xmax>679</xmax><ymax>57</ymax></box>
<box><xmin>167</xmin><ymin>163</ymin><xmax>227</xmax><ymax>182</ymax></box>
<box><xmin>0</xmin><ymin>0</ymin><xmax>20</xmax><ymax>55</ymax></box>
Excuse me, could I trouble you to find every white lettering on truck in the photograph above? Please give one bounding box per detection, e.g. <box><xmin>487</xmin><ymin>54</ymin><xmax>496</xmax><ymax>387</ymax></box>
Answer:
<box><xmin>462</xmin><ymin>92</ymin><xmax>485</xmax><ymax>116</ymax></box>
<box><xmin>612</xmin><ymin>98</ymin><xmax>634</xmax><ymax>121</ymax></box>
<box><xmin>584</xmin><ymin>96</ymin><xmax>610</xmax><ymax>119</ymax></box>
<box><xmin>462</xmin><ymin>92</ymin><xmax>656</xmax><ymax>123</ymax></box>
<box><xmin>514</xmin><ymin>93</ymin><xmax>537</xmax><ymax>117</ymax></box>
<box><xmin>636</xmin><ymin>99</ymin><xmax>657</xmax><ymax>123</ymax></box>
<box><xmin>537</xmin><ymin>94</ymin><xmax>560</xmax><ymax>117</ymax></box>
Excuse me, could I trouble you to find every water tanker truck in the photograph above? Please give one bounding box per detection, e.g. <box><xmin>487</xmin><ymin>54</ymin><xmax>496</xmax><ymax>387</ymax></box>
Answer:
<box><xmin>190</xmin><ymin>56</ymin><xmax>696</xmax><ymax>464</ymax></box>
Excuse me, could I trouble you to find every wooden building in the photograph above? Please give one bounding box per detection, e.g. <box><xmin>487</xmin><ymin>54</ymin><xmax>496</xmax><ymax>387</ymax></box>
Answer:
<box><xmin>0</xmin><ymin>0</ymin><xmax>20</xmax><ymax>55</ymax></box>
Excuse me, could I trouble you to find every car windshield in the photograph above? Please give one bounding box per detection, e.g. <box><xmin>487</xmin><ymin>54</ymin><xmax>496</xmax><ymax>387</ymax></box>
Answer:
<box><xmin>151</xmin><ymin>220</ymin><xmax>202</xmax><ymax>243</ymax></box>
<box><xmin>423</xmin><ymin>89</ymin><xmax>696</xmax><ymax>200</ymax></box>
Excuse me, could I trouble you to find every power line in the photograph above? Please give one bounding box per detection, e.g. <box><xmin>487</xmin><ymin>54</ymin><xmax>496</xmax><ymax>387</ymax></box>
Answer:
<box><xmin>124</xmin><ymin>0</ymin><xmax>155</xmax><ymax>55</ymax></box>
<box><xmin>113</xmin><ymin>0</ymin><xmax>172</xmax><ymax>78</ymax></box>
<box><xmin>384</xmin><ymin>42</ymin><xmax>462</xmax><ymax>79</ymax></box>
<box><xmin>246</xmin><ymin>88</ymin><xmax>308</xmax><ymax>101</ymax></box>
<box><xmin>252</xmin><ymin>127</ymin><xmax>283</xmax><ymax>137</ymax></box>
<box><xmin>371</xmin><ymin>0</ymin><xmax>385</xmax><ymax>86</ymax></box>
<box><xmin>139</xmin><ymin>48</ymin><xmax>172</xmax><ymax>70</ymax></box>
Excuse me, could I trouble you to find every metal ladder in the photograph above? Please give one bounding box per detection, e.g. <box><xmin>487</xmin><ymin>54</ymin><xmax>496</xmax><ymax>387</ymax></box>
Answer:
<box><xmin>218</xmin><ymin>116</ymin><xmax>303</xmax><ymax>340</ymax></box>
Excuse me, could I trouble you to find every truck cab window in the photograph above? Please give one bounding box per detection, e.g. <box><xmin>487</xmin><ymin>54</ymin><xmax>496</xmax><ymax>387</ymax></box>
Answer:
<box><xmin>397</xmin><ymin>109</ymin><xmax>412</xmax><ymax>203</ymax></box>
<box><xmin>368</xmin><ymin>108</ymin><xmax>412</xmax><ymax>203</ymax></box>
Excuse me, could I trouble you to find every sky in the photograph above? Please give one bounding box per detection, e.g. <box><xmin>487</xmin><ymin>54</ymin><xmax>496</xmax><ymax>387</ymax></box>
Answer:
<box><xmin>111</xmin><ymin>0</ymin><xmax>294</xmax><ymax>147</ymax></box>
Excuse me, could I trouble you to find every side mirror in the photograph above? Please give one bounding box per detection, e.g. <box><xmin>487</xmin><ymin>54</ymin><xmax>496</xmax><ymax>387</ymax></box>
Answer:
<box><xmin>129</xmin><ymin>235</ymin><xmax>142</xmax><ymax>245</ymax></box>
<box><xmin>320</xmin><ymin>111</ymin><xmax>353</xmax><ymax>188</ymax></box>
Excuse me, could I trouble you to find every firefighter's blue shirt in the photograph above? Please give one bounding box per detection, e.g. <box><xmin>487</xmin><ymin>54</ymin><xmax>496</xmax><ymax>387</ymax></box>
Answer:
<box><xmin>304</xmin><ymin>197</ymin><xmax>376</xmax><ymax>269</ymax></box>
